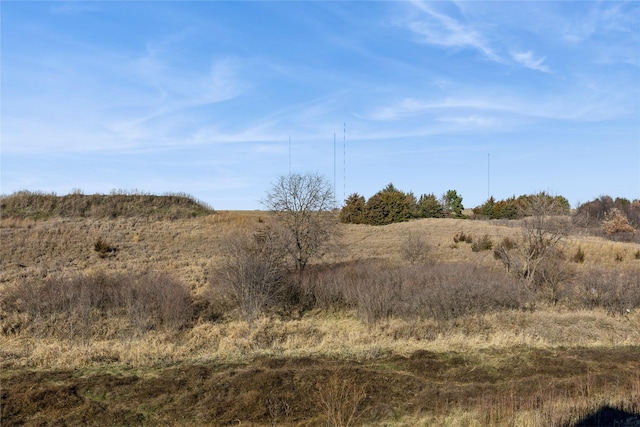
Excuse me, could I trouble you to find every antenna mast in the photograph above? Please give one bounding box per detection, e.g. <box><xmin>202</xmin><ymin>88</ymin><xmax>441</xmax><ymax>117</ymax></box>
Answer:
<box><xmin>333</xmin><ymin>132</ymin><xmax>337</xmax><ymax>207</ymax></box>
<box><xmin>487</xmin><ymin>153</ymin><xmax>490</xmax><ymax>199</ymax></box>
<box><xmin>343</xmin><ymin>123</ymin><xmax>346</xmax><ymax>201</ymax></box>
<box><xmin>288</xmin><ymin>136</ymin><xmax>291</xmax><ymax>175</ymax></box>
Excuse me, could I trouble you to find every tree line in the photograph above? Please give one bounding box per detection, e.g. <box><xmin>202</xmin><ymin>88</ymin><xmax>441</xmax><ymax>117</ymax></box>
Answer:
<box><xmin>340</xmin><ymin>184</ymin><xmax>466</xmax><ymax>225</ymax></box>
<box><xmin>339</xmin><ymin>184</ymin><xmax>573</xmax><ymax>225</ymax></box>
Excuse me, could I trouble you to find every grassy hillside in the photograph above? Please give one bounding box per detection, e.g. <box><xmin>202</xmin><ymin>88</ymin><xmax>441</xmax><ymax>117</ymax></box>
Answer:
<box><xmin>0</xmin><ymin>190</ymin><xmax>214</xmax><ymax>220</ymax></box>
<box><xmin>1</xmin><ymin>199</ymin><xmax>640</xmax><ymax>426</ymax></box>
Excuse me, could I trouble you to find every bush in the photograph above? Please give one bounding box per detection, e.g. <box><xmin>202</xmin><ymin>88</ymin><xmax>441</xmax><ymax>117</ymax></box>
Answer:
<box><xmin>399</xmin><ymin>232</ymin><xmax>430</xmax><ymax>264</ymax></box>
<box><xmin>565</xmin><ymin>269</ymin><xmax>640</xmax><ymax>315</ymax></box>
<box><xmin>602</xmin><ymin>208</ymin><xmax>635</xmax><ymax>234</ymax></box>
<box><xmin>453</xmin><ymin>231</ymin><xmax>473</xmax><ymax>244</ymax></box>
<box><xmin>471</xmin><ymin>234</ymin><xmax>494</xmax><ymax>252</ymax></box>
<box><xmin>316</xmin><ymin>371</ymin><xmax>367</xmax><ymax>427</ymax></box>
<box><xmin>216</xmin><ymin>226</ymin><xmax>291</xmax><ymax>322</ymax></box>
<box><xmin>305</xmin><ymin>260</ymin><xmax>533</xmax><ymax>324</ymax></box>
<box><xmin>571</xmin><ymin>247</ymin><xmax>586</xmax><ymax>263</ymax></box>
<box><xmin>94</xmin><ymin>237</ymin><xmax>118</xmax><ymax>258</ymax></box>
<box><xmin>1</xmin><ymin>271</ymin><xmax>193</xmax><ymax>338</ymax></box>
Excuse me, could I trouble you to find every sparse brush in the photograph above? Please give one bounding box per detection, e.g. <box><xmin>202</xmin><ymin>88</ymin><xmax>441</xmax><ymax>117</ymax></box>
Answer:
<box><xmin>471</xmin><ymin>234</ymin><xmax>493</xmax><ymax>252</ymax></box>
<box><xmin>571</xmin><ymin>246</ymin><xmax>586</xmax><ymax>263</ymax></box>
<box><xmin>316</xmin><ymin>371</ymin><xmax>367</xmax><ymax>427</ymax></box>
<box><xmin>94</xmin><ymin>237</ymin><xmax>118</xmax><ymax>258</ymax></box>
<box><xmin>1</xmin><ymin>271</ymin><xmax>193</xmax><ymax>338</ymax></box>
<box><xmin>565</xmin><ymin>268</ymin><xmax>640</xmax><ymax>315</ymax></box>
<box><xmin>453</xmin><ymin>231</ymin><xmax>472</xmax><ymax>244</ymax></box>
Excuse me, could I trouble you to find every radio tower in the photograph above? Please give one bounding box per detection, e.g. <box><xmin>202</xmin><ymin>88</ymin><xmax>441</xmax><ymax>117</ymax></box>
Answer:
<box><xmin>333</xmin><ymin>133</ymin><xmax>336</xmax><ymax>205</ymax></box>
<box><xmin>343</xmin><ymin>123</ymin><xmax>346</xmax><ymax>201</ymax></box>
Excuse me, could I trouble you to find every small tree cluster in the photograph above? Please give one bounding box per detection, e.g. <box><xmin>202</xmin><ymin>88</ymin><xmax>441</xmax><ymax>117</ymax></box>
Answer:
<box><xmin>473</xmin><ymin>192</ymin><xmax>570</xmax><ymax>220</ymax></box>
<box><xmin>364</xmin><ymin>184</ymin><xmax>417</xmax><ymax>225</ymax></box>
<box><xmin>340</xmin><ymin>184</ymin><xmax>464</xmax><ymax>225</ymax></box>
<box><xmin>473</xmin><ymin>196</ymin><xmax>520</xmax><ymax>219</ymax></box>
<box><xmin>574</xmin><ymin>195</ymin><xmax>639</xmax><ymax>231</ymax></box>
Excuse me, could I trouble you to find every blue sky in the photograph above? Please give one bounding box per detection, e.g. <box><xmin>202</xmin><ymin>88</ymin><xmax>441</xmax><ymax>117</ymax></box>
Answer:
<box><xmin>2</xmin><ymin>1</ymin><xmax>639</xmax><ymax>210</ymax></box>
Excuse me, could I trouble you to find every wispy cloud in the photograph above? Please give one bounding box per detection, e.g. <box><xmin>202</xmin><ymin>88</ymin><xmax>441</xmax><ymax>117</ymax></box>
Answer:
<box><xmin>358</xmin><ymin>97</ymin><xmax>511</xmax><ymax>122</ymax></box>
<box><xmin>511</xmin><ymin>51</ymin><xmax>550</xmax><ymax>73</ymax></box>
<box><xmin>435</xmin><ymin>115</ymin><xmax>496</xmax><ymax>127</ymax></box>
<box><xmin>403</xmin><ymin>1</ymin><xmax>501</xmax><ymax>63</ymax></box>
<box><xmin>399</xmin><ymin>1</ymin><xmax>566</xmax><ymax>73</ymax></box>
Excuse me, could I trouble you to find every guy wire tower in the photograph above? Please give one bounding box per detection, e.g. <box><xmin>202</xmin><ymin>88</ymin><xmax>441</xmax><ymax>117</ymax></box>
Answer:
<box><xmin>333</xmin><ymin>133</ymin><xmax>336</xmax><ymax>205</ymax></box>
<box><xmin>343</xmin><ymin>123</ymin><xmax>346</xmax><ymax>202</ymax></box>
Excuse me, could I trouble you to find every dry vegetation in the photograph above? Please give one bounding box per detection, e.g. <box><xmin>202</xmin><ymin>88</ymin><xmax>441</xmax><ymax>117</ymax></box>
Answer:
<box><xmin>1</xmin><ymin>194</ymin><xmax>640</xmax><ymax>426</ymax></box>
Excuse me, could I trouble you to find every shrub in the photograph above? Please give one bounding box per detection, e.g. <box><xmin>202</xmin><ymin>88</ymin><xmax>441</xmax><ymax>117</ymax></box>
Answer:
<box><xmin>0</xmin><ymin>271</ymin><xmax>193</xmax><ymax>338</ymax></box>
<box><xmin>570</xmin><ymin>247</ymin><xmax>586</xmax><ymax>263</ymax></box>
<box><xmin>471</xmin><ymin>234</ymin><xmax>494</xmax><ymax>252</ymax></box>
<box><xmin>316</xmin><ymin>371</ymin><xmax>366</xmax><ymax>427</ymax></box>
<box><xmin>94</xmin><ymin>237</ymin><xmax>118</xmax><ymax>258</ymax></box>
<box><xmin>534</xmin><ymin>249</ymin><xmax>576</xmax><ymax>305</ymax></box>
<box><xmin>216</xmin><ymin>226</ymin><xmax>291</xmax><ymax>322</ymax></box>
<box><xmin>399</xmin><ymin>232</ymin><xmax>430</xmax><ymax>264</ymax></box>
<box><xmin>602</xmin><ymin>208</ymin><xmax>635</xmax><ymax>234</ymax></box>
<box><xmin>493</xmin><ymin>195</ymin><xmax>569</xmax><ymax>285</ymax></box>
<box><xmin>566</xmin><ymin>269</ymin><xmax>640</xmax><ymax>315</ymax></box>
<box><xmin>453</xmin><ymin>231</ymin><xmax>472</xmax><ymax>244</ymax></box>
<box><xmin>306</xmin><ymin>259</ymin><xmax>533</xmax><ymax>324</ymax></box>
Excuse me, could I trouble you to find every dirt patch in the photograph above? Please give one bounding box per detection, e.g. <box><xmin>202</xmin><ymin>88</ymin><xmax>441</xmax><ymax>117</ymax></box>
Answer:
<box><xmin>2</xmin><ymin>347</ymin><xmax>639</xmax><ymax>426</ymax></box>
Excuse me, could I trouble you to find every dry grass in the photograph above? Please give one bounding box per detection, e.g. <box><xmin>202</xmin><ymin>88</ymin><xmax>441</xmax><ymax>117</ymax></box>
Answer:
<box><xmin>3</xmin><ymin>308</ymin><xmax>639</xmax><ymax>372</ymax></box>
<box><xmin>2</xmin><ymin>209</ymin><xmax>640</xmax><ymax>425</ymax></box>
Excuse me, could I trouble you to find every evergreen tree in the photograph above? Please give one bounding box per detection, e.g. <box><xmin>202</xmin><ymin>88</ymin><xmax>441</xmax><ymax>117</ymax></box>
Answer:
<box><xmin>417</xmin><ymin>193</ymin><xmax>445</xmax><ymax>218</ymax></box>
<box><xmin>442</xmin><ymin>190</ymin><xmax>466</xmax><ymax>219</ymax></box>
<box><xmin>339</xmin><ymin>193</ymin><xmax>366</xmax><ymax>224</ymax></box>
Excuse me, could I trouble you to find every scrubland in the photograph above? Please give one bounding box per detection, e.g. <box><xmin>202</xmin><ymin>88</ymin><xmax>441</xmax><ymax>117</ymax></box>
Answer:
<box><xmin>1</xmin><ymin>202</ymin><xmax>640</xmax><ymax>426</ymax></box>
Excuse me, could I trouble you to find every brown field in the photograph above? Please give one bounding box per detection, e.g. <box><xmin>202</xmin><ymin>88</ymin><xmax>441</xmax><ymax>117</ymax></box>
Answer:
<box><xmin>1</xmin><ymin>209</ymin><xmax>640</xmax><ymax>426</ymax></box>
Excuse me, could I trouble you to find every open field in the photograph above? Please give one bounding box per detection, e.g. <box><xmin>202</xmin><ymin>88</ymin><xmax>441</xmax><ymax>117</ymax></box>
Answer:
<box><xmin>1</xmin><ymin>207</ymin><xmax>640</xmax><ymax>426</ymax></box>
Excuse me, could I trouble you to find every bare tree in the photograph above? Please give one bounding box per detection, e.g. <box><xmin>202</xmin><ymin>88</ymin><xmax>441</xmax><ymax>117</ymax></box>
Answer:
<box><xmin>494</xmin><ymin>192</ymin><xmax>570</xmax><ymax>286</ymax></box>
<box><xmin>262</xmin><ymin>172</ymin><xmax>336</xmax><ymax>281</ymax></box>
<box><xmin>399</xmin><ymin>231</ymin><xmax>430</xmax><ymax>264</ymax></box>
